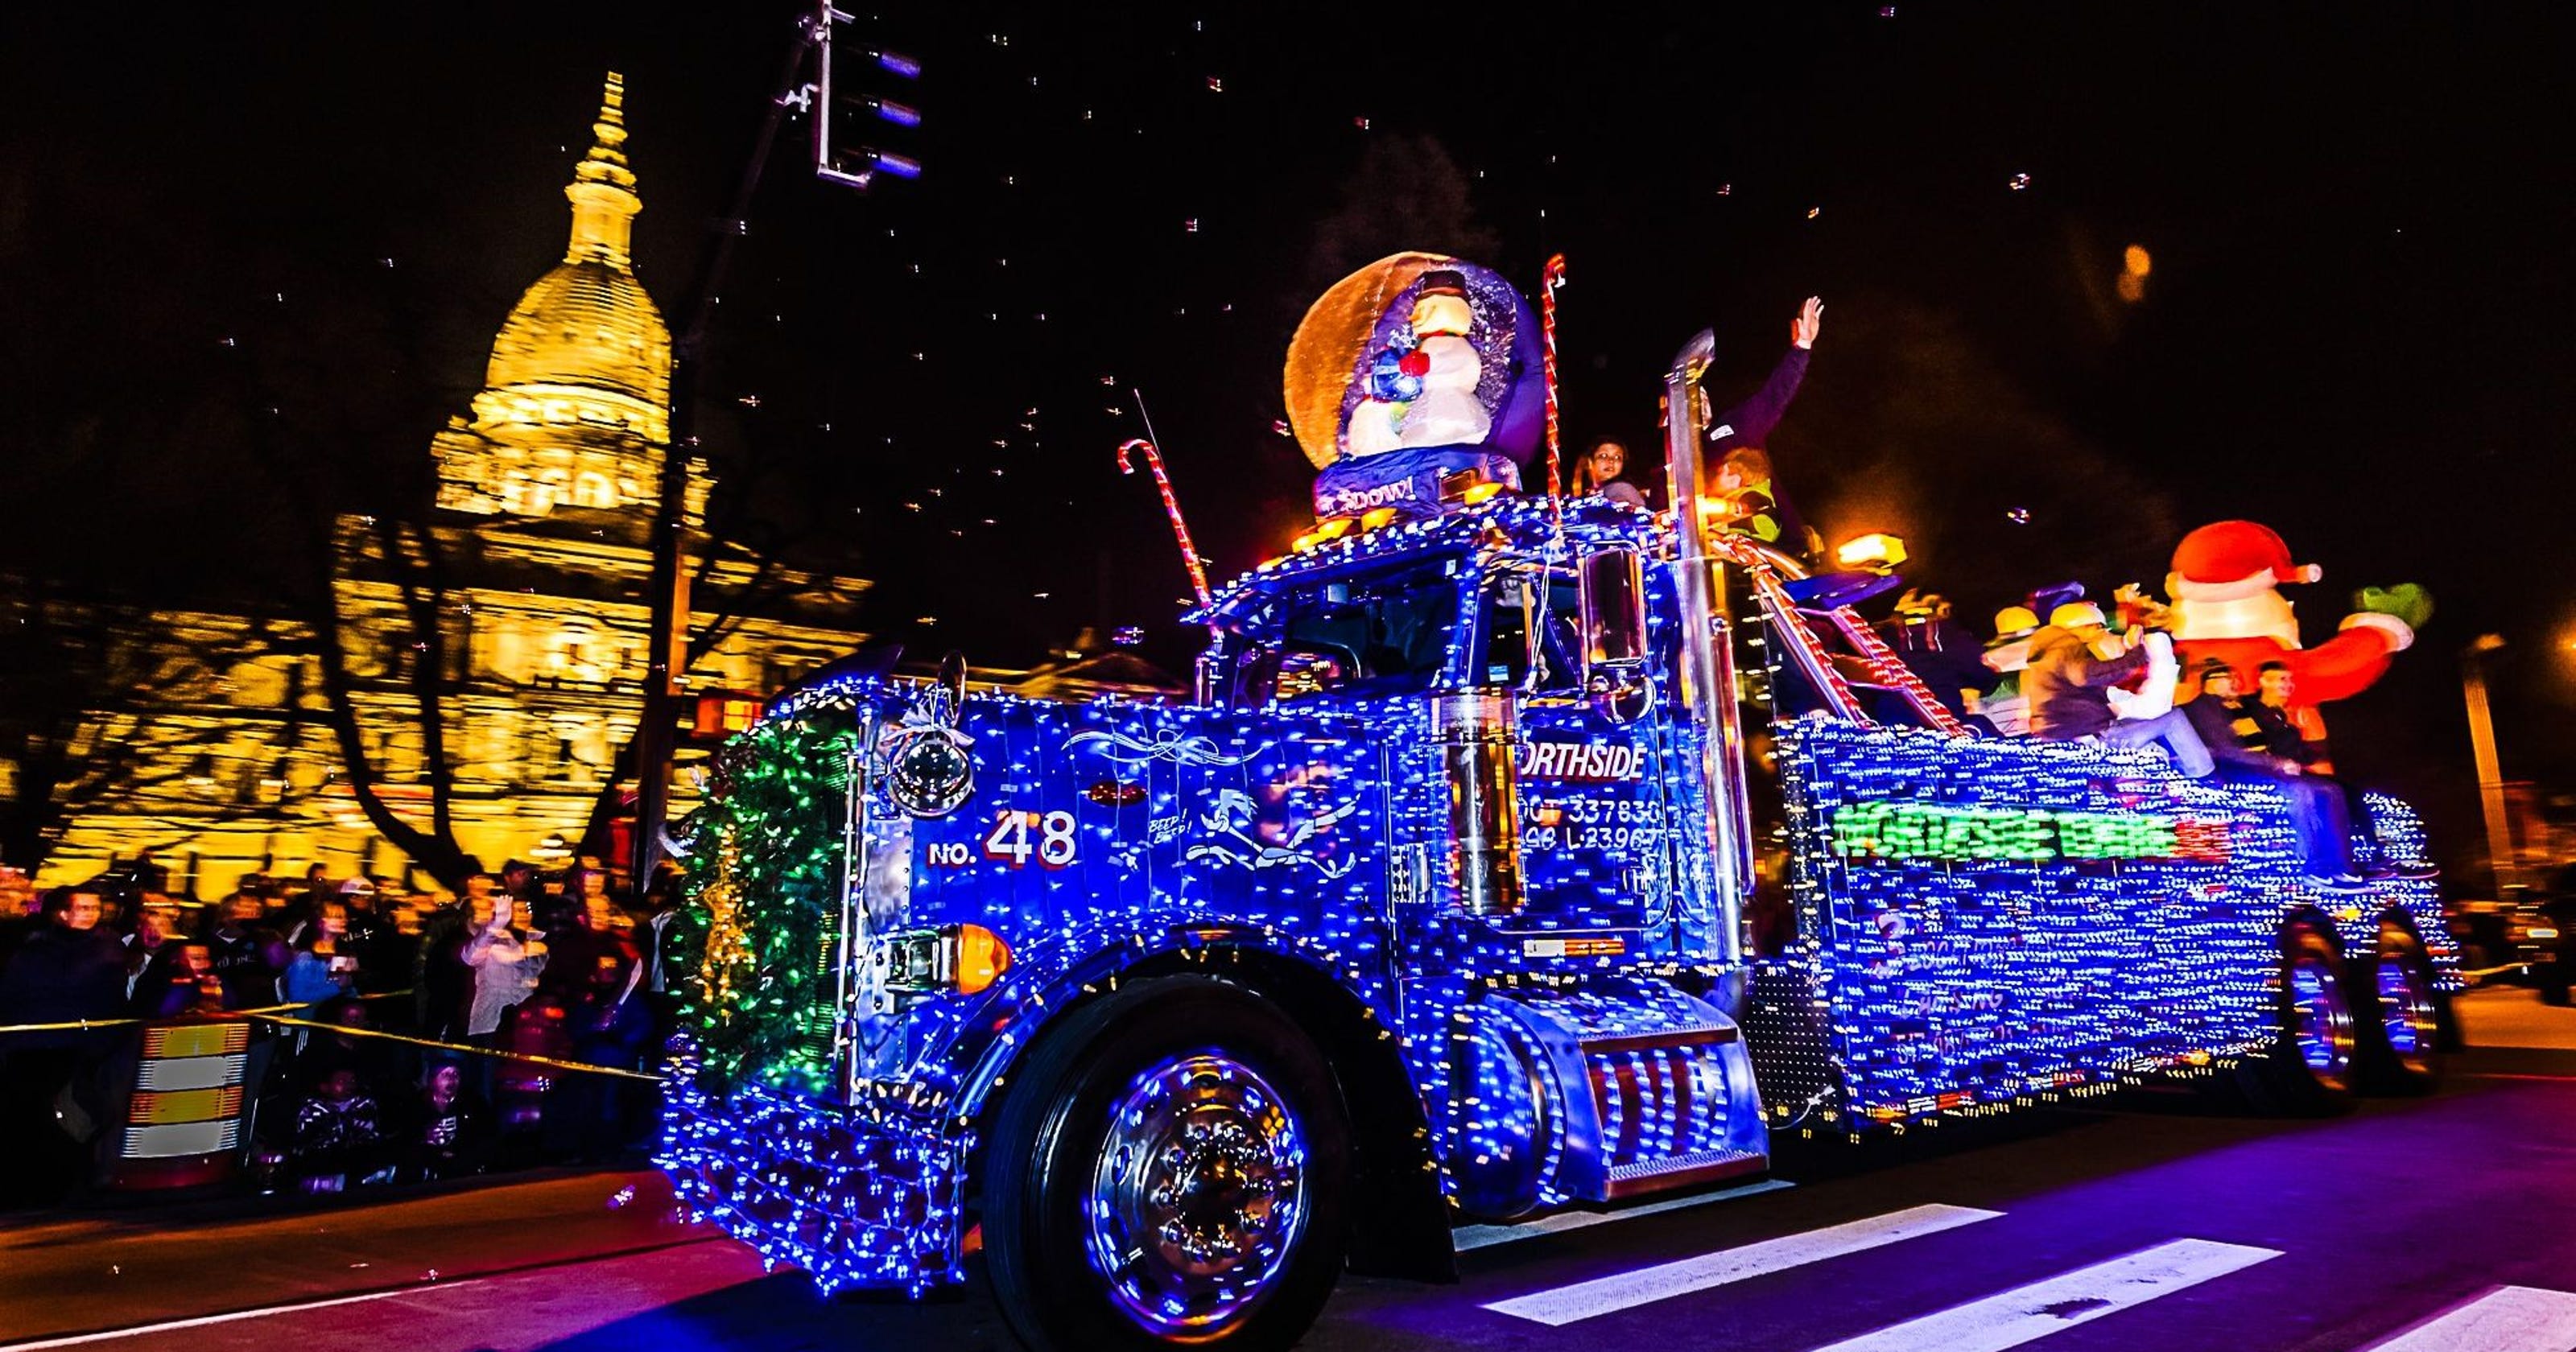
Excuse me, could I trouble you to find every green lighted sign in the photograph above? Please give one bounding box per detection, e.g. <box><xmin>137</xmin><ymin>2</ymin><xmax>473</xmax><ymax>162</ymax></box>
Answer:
<box><xmin>1830</xmin><ymin>801</ymin><xmax>2228</xmax><ymax>864</ymax></box>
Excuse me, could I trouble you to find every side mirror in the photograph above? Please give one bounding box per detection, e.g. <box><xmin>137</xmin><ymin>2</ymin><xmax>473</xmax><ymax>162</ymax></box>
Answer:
<box><xmin>1580</xmin><ymin>547</ymin><xmax>1649</xmax><ymax>670</ymax></box>
<box><xmin>1579</xmin><ymin>548</ymin><xmax>1651</xmax><ymax>723</ymax></box>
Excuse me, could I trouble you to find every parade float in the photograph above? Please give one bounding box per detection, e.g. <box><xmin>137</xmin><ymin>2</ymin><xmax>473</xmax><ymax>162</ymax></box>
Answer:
<box><xmin>659</xmin><ymin>254</ymin><xmax>2458</xmax><ymax>1352</ymax></box>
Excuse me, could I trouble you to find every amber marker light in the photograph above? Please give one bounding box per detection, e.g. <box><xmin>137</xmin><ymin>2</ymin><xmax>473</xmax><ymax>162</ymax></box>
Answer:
<box><xmin>950</xmin><ymin>923</ymin><xmax>1012</xmax><ymax>995</ymax></box>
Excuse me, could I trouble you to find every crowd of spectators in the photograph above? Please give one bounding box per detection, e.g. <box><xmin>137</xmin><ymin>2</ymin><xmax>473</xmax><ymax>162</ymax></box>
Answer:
<box><xmin>0</xmin><ymin>852</ymin><xmax>685</xmax><ymax>1206</ymax></box>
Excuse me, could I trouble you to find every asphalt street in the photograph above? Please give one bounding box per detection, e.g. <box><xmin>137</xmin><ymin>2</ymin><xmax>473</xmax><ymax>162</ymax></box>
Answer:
<box><xmin>6</xmin><ymin>987</ymin><xmax>2574</xmax><ymax>1352</ymax></box>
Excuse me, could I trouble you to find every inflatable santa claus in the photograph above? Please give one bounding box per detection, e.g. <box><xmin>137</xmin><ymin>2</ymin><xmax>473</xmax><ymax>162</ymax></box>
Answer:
<box><xmin>2167</xmin><ymin>519</ymin><xmax>2429</xmax><ymax>763</ymax></box>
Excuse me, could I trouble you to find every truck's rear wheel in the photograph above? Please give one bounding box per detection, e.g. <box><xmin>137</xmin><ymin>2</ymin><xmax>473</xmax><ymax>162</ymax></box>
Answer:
<box><xmin>2236</xmin><ymin>917</ymin><xmax>2357</xmax><ymax>1115</ymax></box>
<box><xmin>985</xmin><ymin>975</ymin><xmax>1350</xmax><ymax>1352</ymax></box>
<box><xmin>2357</xmin><ymin>919</ymin><xmax>2443</xmax><ymax>1094</ymax></box>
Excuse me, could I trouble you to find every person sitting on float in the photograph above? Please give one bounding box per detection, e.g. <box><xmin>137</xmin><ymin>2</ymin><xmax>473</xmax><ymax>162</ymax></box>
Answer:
<box><xmin>1709</xmin><ymin>447</ymin><xmax>1824</xmax><ymax>562</ymax></box>
<box><xmin>1977</xmin><ymin>605</ymin><xmax>2043</xmax><ymax>736</ymax></box>
<box><xmin>2022</xmin><ymin>600</ymin><xmax>2213</xmax><ymax>777</ymax></box>
<box><xmin>2248</xmin><ymin>662</ymin><xmax>2327</xmax><ymax>766</ymax></box>
<box><xmin>2182</xmin><ymin>659</ymin><xmax>2363</xmax><ymax>885</ymax></box>
<box><xmin>1884</xmin><ymin>589</ymin><xmax>1996</xmax><ymax>727</ymax></box>
<box><xmin>1572</xmin><ymin>437</ymin><xmax>1649</xmax><ymax>509</ymax></box>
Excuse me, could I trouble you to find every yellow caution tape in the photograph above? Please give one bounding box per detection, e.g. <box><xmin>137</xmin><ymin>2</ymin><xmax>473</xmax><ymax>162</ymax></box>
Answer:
<box><xmin>0</xmin><ymin>988</ymin><xmax>418</xmax><ymax>1035</ymax></box>
<box><xmin>246</xmin><ymin>1010</ymin><xmax>667</xmax><ymax>1083</ymax></box>
<box><xmin>0</xmin><ymin>990</ymin><xmax>665</xmax><ymax>1083</ymax></box>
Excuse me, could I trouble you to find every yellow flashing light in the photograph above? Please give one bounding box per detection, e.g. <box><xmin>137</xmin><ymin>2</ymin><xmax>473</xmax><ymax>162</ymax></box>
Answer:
<box><xmin>1835</xmin><ymin>532</ymin><xmax>1908</xmax><ymax>571</ymax></box>
<box><xmin>1461</xmin><ymin>480</ymin><xmax>1505</xmax><ymax>505</ymax></box>
<box><xmin>952</xmin><ymin>923</ymin><xmax>1012</xmax><ymax>996</ymax></box>
<box><xmin>1360</xmin><ymin>506</ymin><xmax>1401</xmax><ymax>530</ymax></box>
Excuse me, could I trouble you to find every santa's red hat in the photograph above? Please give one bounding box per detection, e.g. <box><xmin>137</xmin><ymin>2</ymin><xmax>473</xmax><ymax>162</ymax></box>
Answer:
<box><xmin>2169</xmin><ymin>520</ymin><xmax>2322</xmax><ymax>603</ymax></box>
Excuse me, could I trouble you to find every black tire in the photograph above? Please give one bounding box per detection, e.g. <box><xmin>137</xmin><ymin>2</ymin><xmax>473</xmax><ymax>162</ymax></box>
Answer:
<box><xmin>984</xmin><ymin>975</ymin><xmax>1352</xmax><ymax>1352</ymax></box>
<box><xmin>2355</xmin><ymin>918</ymin><xmax>2444</xmax><ymax>1094</ymax></box>
<box><xmin>2235</xmin><ymin>917</ymin><xmax>2358</xmax><ymax>1116</ymax></box>
<box><xmin>2431</xmin><ymin>988</ymin><xmax>2465</xmax><ymax>1054</ymax></box>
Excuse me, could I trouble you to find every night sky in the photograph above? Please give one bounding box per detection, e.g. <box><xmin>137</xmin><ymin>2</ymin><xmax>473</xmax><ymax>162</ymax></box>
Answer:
<box><xmin>4</xmin><ymin>3</ymin><xmax>2570</xmax><ymax>873</ymax></box>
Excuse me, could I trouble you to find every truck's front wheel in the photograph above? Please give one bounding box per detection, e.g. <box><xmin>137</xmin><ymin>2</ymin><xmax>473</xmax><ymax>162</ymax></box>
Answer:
<box><xmin>985</xmin><ymin>975</ymin><xmax>1351</xmax><ymax>1352</ymax></box>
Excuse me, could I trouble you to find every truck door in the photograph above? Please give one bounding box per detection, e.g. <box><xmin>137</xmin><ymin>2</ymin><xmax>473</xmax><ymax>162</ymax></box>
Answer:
<box><xmin>1476</xmin><ymin>557</ymin><xmax>1679</xmax><ymax>932</ymax></box>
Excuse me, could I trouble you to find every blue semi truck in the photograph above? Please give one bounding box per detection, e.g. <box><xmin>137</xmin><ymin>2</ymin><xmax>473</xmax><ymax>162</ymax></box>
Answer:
<box><xmin>659</xmin><ymin>325</ymin><xmax>2458</xmax><ymax>1352</ymax></box>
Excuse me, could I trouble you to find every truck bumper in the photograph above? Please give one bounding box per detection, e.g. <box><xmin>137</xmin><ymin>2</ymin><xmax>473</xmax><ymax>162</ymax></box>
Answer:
<box><xmin>658</xmin><ymin>1041</ymin><xmax>964</xmax><ymax>1295</ymax></box>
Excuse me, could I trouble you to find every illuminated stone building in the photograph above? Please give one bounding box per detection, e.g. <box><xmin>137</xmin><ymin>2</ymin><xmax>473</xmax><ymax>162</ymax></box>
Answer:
<box><xmin>34</xmin><ymin>75</ymin><xmax>871</xmax><ymax>890</ymax></box>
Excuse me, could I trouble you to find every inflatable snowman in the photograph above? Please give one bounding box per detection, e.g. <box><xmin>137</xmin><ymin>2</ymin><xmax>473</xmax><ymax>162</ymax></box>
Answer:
<box><xmin>1291</xmin><ymin>257</ymin><xmax>1543</xmax><ymax>521</ymax></box>
<box><xmin>1344</xmin><ymin>272</ymin><xmax>1491</xmax><ymax>455</ymax></box>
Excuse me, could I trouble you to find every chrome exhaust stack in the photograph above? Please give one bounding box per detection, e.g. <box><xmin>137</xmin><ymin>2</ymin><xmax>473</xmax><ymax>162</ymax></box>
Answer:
<box><xmin>1662</xmin><ymin>331</ymin><xmax>1753</xmax><ymax>969</ymax></box>
<box><xmin>1430</xmin><ymin>689</ymin><xmax>1525</xmax><ymax>917</ymax></box>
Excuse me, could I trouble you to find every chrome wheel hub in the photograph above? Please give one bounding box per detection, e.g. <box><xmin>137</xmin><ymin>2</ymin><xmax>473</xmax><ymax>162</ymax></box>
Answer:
<box><xmin>1084</xmin><ymin>1053</ymin><xmax>1307</xmax><ymax>1336</ymax></box>
<box><xmin>2376</xmin><ymin>949</ymin><xmax>2434</xmax><ymax>1062</ymax></box>
<box><xmin>2289</xmin><ymin>954</ymin><xmax>2355</xmax><ymax>1086</ymax></box>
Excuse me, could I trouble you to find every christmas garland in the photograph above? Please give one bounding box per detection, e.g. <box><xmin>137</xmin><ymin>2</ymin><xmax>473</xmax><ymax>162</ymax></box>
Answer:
<box><xmin>673</xmin><ymin>706</ymin><xmax>857</xmax><ymax>1096</ymax></box>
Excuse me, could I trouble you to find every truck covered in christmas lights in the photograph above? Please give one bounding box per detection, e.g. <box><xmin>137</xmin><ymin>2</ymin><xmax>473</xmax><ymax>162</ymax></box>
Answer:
<box><xmin>659</xmin><ymin>255</ymin><xmax>2458</xmax><ymax>1352</ymax></box>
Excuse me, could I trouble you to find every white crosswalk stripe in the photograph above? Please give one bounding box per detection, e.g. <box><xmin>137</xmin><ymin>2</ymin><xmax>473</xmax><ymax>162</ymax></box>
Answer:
<box><xmin>1482</xmin><ymin>1202</ymin><xmax>2001</xmax><ymax>1326</ymax></box>
<box><xmin>1807</xmin><ymin>1238</ymin><xmax>2281</xmax><ymax>1352</ymax></box>
<box><xmin>2362</xmin><ymin>1286</ymin><xmax>2576</xmax><ymax>1352</ymax></box>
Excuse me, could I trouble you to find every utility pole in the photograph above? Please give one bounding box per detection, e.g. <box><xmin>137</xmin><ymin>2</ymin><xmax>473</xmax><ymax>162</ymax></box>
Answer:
<box><xmin>2461</xmin><ymin>633</ymin><xmax>2517</xmax><ymax>898</ymax></box>
<box><xmin>630</xmin><ymin>3</ymin><xmax>919</xmax><ymax>888</ymax></box>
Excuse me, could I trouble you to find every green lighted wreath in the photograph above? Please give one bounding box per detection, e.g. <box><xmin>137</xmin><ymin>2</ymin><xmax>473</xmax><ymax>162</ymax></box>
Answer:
<box><xmin>672</xmin><ymin>707</ymin><xmax>858</xmax><ymax>1095</ymax></box>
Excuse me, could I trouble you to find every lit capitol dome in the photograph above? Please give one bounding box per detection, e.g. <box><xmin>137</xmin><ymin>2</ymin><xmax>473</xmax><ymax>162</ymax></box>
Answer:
<box><xmin>439</xmin><ymin>72</ymin><xmax>682</xmax><ymax>519</ymax></box>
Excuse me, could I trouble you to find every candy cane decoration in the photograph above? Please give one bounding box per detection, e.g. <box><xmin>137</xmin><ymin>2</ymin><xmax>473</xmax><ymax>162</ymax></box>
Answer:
<box><xmin>1541</xmin><ymin>254</ymin><xmax>1568</xmax><ymax>519</ymax></box>
<box><xmin>1116</xmin><ymin>438</ymin><xmax>1212</xmax><ymax>609</ymax></box>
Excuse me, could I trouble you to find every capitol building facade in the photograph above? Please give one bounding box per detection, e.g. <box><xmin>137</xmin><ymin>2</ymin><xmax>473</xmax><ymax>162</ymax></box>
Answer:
<box><xmin>34</xmin><ymin>76</ymin><xmax>871</xmax><ymax>889</ymax></box>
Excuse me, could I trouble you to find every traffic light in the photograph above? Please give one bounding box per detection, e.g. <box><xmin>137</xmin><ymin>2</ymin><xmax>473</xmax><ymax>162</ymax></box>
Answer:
<box><xmin>810</xmin><ymin>4</ymin><xmax>921</xmax><ymax>188</ymax></box>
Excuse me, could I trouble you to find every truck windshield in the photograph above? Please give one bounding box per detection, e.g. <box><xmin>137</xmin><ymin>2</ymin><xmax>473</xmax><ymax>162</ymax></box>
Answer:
<box><xmin>1275</xmin><ymin>558</ymin><xmax>1461</xmax><ymax>698</ymax></box>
